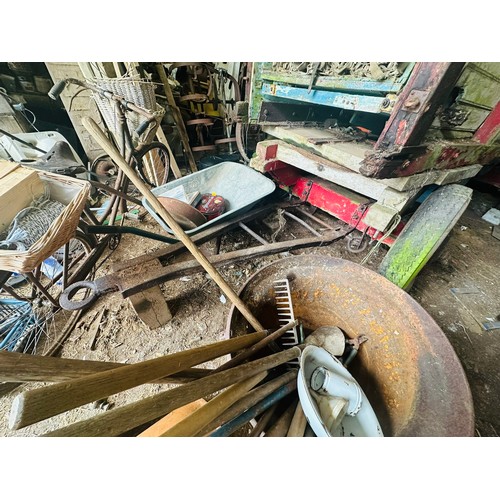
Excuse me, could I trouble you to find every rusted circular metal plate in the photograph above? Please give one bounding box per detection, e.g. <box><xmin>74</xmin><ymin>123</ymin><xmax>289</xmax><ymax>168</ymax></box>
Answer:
<box><xmin>225</xmin><ymin>255</ymin><xmax>475</xmax><ymax>437</ymax></box>
<box><xmin>157</xmin><ymin>197</ymin><xmax>206</xmax><ymax>230</ymax></box>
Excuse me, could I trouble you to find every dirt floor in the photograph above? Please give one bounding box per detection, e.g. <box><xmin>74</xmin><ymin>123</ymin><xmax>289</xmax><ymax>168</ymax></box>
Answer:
<box><xmin>0</xmin><ymin>186</ymin><xmax>498</xmax><ymax>437</ymax></box>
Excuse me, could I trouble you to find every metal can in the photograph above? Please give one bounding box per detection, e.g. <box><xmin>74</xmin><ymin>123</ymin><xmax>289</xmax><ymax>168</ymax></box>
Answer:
<box><xmin>196</xmin><ymin>193</ymin><xmax>226</xmax><ymax>221</ymax></box>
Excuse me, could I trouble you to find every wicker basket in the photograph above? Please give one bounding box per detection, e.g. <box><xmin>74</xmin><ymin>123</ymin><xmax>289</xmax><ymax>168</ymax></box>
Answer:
<box><xmin>88</xmin><ymin>77</ymin><xmax>165</xmax><ymax>142</ymax></box>
<box><xmin>0</xmin><ymin>170</ymin><xmax>91</xmax><ymax>274</ymax></box>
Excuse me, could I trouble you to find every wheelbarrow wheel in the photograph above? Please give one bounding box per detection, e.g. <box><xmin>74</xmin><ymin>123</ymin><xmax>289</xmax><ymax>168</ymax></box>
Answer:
<box><xmin>378</xmin><ymin>183</ymin><xmax>472</xmax><ymax>290</ymax></box>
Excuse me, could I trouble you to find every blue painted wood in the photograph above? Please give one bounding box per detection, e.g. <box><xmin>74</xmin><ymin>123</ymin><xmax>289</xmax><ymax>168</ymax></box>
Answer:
<box><xmin>209</xmin><ymin>379</ymin><xmax>297</xmax><ymax>437</ymax></box>
<box><xmin>261</xmin><ymin>82</ymin><xmax>389</xmax><ymax>115</ymax></box>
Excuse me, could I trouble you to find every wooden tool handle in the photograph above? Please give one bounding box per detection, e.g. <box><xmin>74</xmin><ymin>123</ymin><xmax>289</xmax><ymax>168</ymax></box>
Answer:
<box><xmin>82</xmin><ymin>116</ymin><xmax>263</xmax><ymax>332</ymax></box>
<box><xmin>138</xmin><ymin>399</ymin><xmax>207</xmax><ymax>437</ymax></box>
<box><xmin>213</xmin><ymin>319</ymin><xmax>299</xmax><ymax>373</ymax></box>
<box><xmin>160</xmin><ymin>371</ymin><xmax>267</xmax><ymax>437</ymax></box>
<box><xmin>9</xmin><ymin>331</ymin><xmax>265</xmax><ymax>430</ymax></box>
<box><xmin>0</xmin><ymin>351</ymin><xmax>208</xmax><ymax>384</ymax></box>
<box><xmin>195</xmin><ymin>370</ymin><xmax>297</xmax><ymax>437</ymax></box>
<box><xmin>43</xmin><ymin>346</ymin><xmax>301</xmax><ymax>437</ymax></box>
<box><xmin>265</xmin><ymin>398</ymin><xmax>298</xmax><ymax>437</ymax></box>
<box><xmin>286</xmin><ymin>400</ymin><xmax>308</xmax><ymax>437</ymax></box>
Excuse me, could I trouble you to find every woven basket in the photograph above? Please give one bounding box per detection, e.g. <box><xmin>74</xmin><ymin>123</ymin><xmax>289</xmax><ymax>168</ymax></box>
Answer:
<box><xmin>88</xmin><ymin>77</ymin><xmax>165</xmax><ymax>142</ymax></box>
<box><xmin>0</xmin><ymin>170</ymin><xmax>90</xmax><ymax>274</ymax></box>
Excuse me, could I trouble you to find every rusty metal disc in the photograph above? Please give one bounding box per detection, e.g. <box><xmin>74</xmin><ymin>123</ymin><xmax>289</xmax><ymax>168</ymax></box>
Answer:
<box><xmin>157</xmin><ymin>197</ymin><xmax>207</xmax><ymax>230</ymax></box>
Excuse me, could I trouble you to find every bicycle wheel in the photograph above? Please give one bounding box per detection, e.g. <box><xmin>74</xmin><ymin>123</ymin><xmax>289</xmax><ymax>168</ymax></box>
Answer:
<box><xmin>134</xmin><ymin>142</ymin><xmax>171</xmax><ymax>187</ymax></box>
<box><xmin>0</xmin><ymin>231</ymin><xmax>96</xmax><ymax>356</ymax></box>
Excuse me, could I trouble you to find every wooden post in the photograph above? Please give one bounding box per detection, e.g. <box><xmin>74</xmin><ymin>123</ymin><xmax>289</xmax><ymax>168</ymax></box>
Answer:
<box><xmin>9</xmin><ymin>331</ymin><xmax>266</xmax><ymax>430</ymax></box>
<box><xmin>42</xmin><ymin>347</ymin><xmax>301</xmax><ymax>437</ymax></box>
<box><xmin>155</xmin><ymin>64</ymin><xmax>198</xmax><ymax>173</ymax></box>
<box><xmin>160</xmin><ymin>372</ymin><xmax>267</xmax><ymax>437</ymax></box>
<box><xmin>376</xmin><ymin>62</ymin><xmax>466</xmax><ymax>150</ymax></box>
<box><xmin>82</xmin><ymin>116</ymin><xmax>264</xmax><ymax>333</ymax></box>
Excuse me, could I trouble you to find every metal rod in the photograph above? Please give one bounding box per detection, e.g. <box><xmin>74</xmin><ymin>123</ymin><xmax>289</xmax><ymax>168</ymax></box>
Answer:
<box><xmin>283</xmin><ymin>211</ymin><xmax>322</xmax><ymax>237</ymax></box>
<box><xmin>294</xmin><ymin>206</ymin><xmax>337</xmax><ymax>230</ymax></box>
<box><xmin>0</xmin><ymin>128</ymin><xmax>47</xmax><ymax>154</ymax></box>
<box><xmin>24</xmin><ymin>273</ymin><xmax>59</xmax><ymax>308</ymax></box>
<box><xmin>238</xmin><ymin>222</ymin><xmax>269</xmax><ymax>245</ymax></box>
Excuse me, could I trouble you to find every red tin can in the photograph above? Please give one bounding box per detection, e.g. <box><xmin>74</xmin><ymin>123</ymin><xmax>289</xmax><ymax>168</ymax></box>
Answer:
<box><xmin>196</xmin><ymin>193</ymin><xmax>226</xmax><ymax>220</ymax></box>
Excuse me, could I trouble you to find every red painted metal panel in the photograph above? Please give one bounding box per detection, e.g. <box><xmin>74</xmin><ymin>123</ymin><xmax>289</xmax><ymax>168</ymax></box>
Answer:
<box><xmin>266</xmin><ymin>163</ymin><xmax>402</xmax><ymax>245</ymax></box>
<box><xmin>474</xmin><ymin>101</ymin><xmax>500</xmax><ymax>144</ymax></box>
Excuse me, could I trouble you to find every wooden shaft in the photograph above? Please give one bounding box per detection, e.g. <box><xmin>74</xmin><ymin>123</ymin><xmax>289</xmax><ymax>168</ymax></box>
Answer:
<box><xmin>155</xmin><ymin>64</ymin><xmax>198</xmax><ymax>173</ymax></box>
<box><xmin>160</xmin><ymin>371</ymin><xmax>267</xmax><ymax>437</ymax></box>
<box><xmin>198</xmin><ymin>370</ymin><xmax>297</xmax><ymax>437</ymax></box>
<box><xmin>82</xmin><ymin>116</ymin><xmax>263</xmax><ymax>332</ymax></box>
<box><xmin>43</xmin><ymin>347</ymin><xmax>301</xmax><ymax>437</ymax></box>
<box><xmin>248</xmin><ymin>404</ymin><xmax>278</xmax><ymax>437</ymax></box>
<box><xmin>0</xmin><ymin>351</ymin><xmax>209</xmax><ymax>384</ymax></box>
<box><xmin>286</xmin><ymin>400</ymin><xmax>307</xmax><ymax>437</ymax></box>
<box><xmin>211</xmin><ymin>380</ymin><xmax>297</xmax><ymax>437</ymax></box>
<box><xmin>213</xmin><ymin>319</ymin><xmax>299</xmax><ymax>373</ymax></box>
<box><xmin>9</xmin><ymin>331</ymin><xmax>265</xmax><ymax>430</ymax></box>
<box><xmin>264</xmin><ymin>398</ymin><xmax>298</xmax><ymax>437</ymax></box>
<box><xmin>138</xmin><ymin>399</ymin><xmax>207</xmax><ymax>437</ymax></box>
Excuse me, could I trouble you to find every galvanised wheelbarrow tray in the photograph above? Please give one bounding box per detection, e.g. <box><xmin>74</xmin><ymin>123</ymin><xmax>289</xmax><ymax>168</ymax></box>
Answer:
<box><xmin>143</xmin><ymin>161</ymin><xmax>276</xmax><ymax>236</ymax></box>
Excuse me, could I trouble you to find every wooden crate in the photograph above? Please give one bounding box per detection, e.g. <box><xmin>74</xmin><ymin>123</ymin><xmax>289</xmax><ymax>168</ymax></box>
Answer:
<box><xmin>0</xmin><ymin>161</ymin><xmax>46</xmax><ymax>234</ymax></box>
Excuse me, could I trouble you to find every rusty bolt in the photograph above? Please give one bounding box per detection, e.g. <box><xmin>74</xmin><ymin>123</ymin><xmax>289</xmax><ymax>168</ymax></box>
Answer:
<box><xmin>404</xmin><ymin>95</ymin><xmax>421</xmax><ymax>110</ymax></box>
